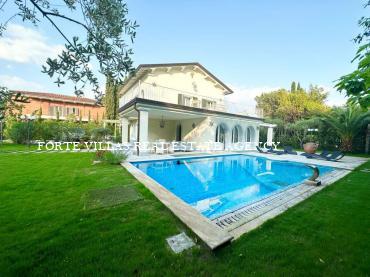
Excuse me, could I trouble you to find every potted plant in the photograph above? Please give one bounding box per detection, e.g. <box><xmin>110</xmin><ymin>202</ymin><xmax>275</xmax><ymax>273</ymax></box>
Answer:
<box><xmin>303</xmin><ymin>134</ymin><xmax>319</xmax><ymax>154</ymax></box>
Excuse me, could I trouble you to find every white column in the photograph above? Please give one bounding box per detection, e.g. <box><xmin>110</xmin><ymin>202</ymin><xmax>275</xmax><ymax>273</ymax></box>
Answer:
<box><xmin>255</xmin><ymin>126</ymin><xmax>260</xmax><ymax>147</ymax></box>
<box><xmin>139</xmin><ymin>110</ymin><xmax>149</xmax><ymax>142</ymax></box>
<box><xmin>121</xmin><ymin>117</ymin><xmax>129</xmax><ymax>143</ymax></box>
<box><xmin>267</xmin><ymin>127</ymin><xmax>274</xmax><ymax>146</ymax></box>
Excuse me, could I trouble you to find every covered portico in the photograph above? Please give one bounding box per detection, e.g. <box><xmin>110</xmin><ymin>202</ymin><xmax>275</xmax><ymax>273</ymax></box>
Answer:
<box><xmin>120</xmin><ymin>102</ymin><xmax>208</xmax><ymax>144</ymax></box>
<box><xmin>119</xmin><ymin>98</ymin><xmax>264</xmax><ymax>154</ymax></box>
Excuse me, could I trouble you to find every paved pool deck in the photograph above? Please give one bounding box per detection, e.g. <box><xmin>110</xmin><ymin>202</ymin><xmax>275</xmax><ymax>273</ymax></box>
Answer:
<box><xmin>123</xmin><ymin>151</ymin><xmax>368</xmax><ymax>249</ymax></box>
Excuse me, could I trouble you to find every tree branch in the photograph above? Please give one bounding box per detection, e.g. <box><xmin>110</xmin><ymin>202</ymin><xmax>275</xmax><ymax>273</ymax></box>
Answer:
<box><xmin>43</xmin><ymin>11</ymin><xmax>89</xmax><ymax>31</ymax></box>
<box><xmin>29</xmin><ymin>0</ymin><xmax>74</xmax><ymax>47</ymax></box>
<box><xmin>0</xmin><ymin>0</ymin><xmax>9</xmax><ymax>11</ymax></box>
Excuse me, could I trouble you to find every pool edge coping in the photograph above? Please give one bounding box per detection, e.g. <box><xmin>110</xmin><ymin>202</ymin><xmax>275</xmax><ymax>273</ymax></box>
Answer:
<box><xmin>121</xmin><ymin>161</ymin><xmax>233</xmax><ymax>250</ymax></box>
<box><xmin>227</xmin><ymin>168</ymin><xmax>352</xmax><ymax>239</ymax></box>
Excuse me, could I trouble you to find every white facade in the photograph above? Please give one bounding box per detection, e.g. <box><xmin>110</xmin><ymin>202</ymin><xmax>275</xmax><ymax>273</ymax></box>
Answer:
<box><xmin>118</xmin><ymin>63</ymin><xmax>273</xmax><ymax>153</ymax></box>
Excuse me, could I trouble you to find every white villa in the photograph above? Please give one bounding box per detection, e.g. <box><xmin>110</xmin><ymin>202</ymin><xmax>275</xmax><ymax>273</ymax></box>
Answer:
<box><xmin>118</xmin><ymin>62</ymin><xmax>275</xmax><ymax>153</ymax></box>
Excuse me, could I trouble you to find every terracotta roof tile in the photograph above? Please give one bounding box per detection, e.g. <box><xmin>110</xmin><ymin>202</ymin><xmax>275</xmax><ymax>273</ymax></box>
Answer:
<box><xmin>12</xmin><ymin>90</ymin><xmax>102</xmax><ymax>106</ymax></box>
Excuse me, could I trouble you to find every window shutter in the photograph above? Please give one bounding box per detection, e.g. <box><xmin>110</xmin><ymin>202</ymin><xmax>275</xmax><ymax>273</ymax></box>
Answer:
<box><xmin>178</xmin><ymin>94</ymin><xmax>184</xmax><ymax>105</ymax></box>
<box><xmin>202</xmin><ymin>99</ymin><xmax>207</xmax><ymax>108</ymax></box>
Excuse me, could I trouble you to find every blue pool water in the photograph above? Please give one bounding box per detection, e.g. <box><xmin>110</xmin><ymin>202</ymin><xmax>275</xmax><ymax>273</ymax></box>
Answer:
<box><xmin>132</xmin><ymin>154</ymin><xmax>333</xmax><ymax>219</ymax></box>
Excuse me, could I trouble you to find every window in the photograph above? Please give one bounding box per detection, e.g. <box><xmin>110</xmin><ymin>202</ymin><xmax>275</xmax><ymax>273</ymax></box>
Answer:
<box><xmin>202</xmin><ymin>99</ymin><xmax>216</xmax><ymax>110</ymax></box>
<box><xmin>183</xmin><ymin>96</ymin><xmax>191</xmax><ymax>106</ymax></box>
<box><xmin>48</xmin><ymin>106</ymin><xmax>80</xmax><ymax>117</ymax></box>
<box><xmin>191</xmin><ymin>97</ymin><xmax>199</xmax><ymax>107</ymax></box>
<box><xmin>215</xmin><ymin>125</ymin><xmax>225</xmax><ymax>144</ymax></box>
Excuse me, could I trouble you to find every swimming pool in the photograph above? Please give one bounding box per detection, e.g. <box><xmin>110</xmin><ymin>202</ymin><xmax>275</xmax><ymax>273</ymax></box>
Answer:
<box><xmin>132</xmin><ymin>154</ymin><xmax>333</xmax><ymax>219</ymax></box>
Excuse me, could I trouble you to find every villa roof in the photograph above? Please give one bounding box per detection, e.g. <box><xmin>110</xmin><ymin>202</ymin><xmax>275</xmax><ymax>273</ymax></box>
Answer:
<box><xmin>120</xmin><ymin>62</ymin><xmax>234</xmax><ymax>95</ymax></box>
<box><xmin>12</xmin><ymin>90</ymin><xmax>101</xmax><ymax>106</ymax></box>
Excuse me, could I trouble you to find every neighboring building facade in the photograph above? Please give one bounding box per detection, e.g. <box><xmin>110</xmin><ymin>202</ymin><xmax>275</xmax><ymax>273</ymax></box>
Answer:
<box><xmin>13</xmin><ymin>90</ymin><xmax>105</xmax><ymax>122</ymax></box>
<box><xmin>118</xmin><ymin>63</ymin><xmax>274</xmax><ymax>151</ymax></box>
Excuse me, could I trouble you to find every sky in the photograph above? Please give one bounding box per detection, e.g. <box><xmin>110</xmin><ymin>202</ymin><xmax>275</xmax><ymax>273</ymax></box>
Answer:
<box><xmin>0</xmin><ymin>0</ymin><xmax>367</xmax><ymax>107</ymax></box>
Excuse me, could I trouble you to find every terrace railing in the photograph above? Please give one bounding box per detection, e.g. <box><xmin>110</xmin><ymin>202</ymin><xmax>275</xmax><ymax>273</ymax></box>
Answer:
<box><xmin>120</xmin><ymin>82</ymin><xmax>263</xmax><ymax>118</ymax></box>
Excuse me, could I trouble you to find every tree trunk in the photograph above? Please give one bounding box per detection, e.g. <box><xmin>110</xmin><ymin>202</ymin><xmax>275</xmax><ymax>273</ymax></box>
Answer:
<box><xmin>340</xmin><ymin>136</ymin><xmax>353</xmax><ymax>152</ymax></box>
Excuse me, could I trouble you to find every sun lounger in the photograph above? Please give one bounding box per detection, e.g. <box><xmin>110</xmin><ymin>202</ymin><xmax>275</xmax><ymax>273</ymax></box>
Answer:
<box><xmin>256</xmin><ymin>146</ymin><xmax>270</xmax><ymax>153</ymax></box>
<box><xmin>301</xmin><ymin>150</ymin><xmax>344</xmax><ymax>161</ymax></box>
<box><xmin>283</xmin><ymin>146</ymin><xmax>297</xmax><ymax>155</ymax></box>
<box><xmin>263</xmin><ymin>146</ymin><xmax>284</xmax><ymax>155</ymax></box>
<box><xmin>325</xmin><ymin>151</ymin><xmax>345</xmax><ymax>161</ymax></box>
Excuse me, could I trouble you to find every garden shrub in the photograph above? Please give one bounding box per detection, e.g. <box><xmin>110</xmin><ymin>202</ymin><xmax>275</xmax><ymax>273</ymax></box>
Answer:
<box><xmin>94</xmin><ymin>150</ymin><xmax>107</xmax><ymax>161</ymax></box>
<box><xmin>93</xmin><ymin>150</ymin><xmax>127</xmax><ymax>164</ymax></box>
<box><xmin>5</xmin><ymin>118</ymin><xmax>102</xmax><ymax>143</ymax></box>
<box><xmin>103</xmin><ymin>151</ymin><xmax>127</xmax><ymax>164</ymax></box>
<box><xmin>7</xmin><ymin>121</ymin><xmax>35</xmax><ymax>144</ymax></box>
<box><xmin>65</xmin><ymin>127</ymin><xmax>85</xmax><ymax>141</ymax></box>
<box><xmin>91</xmin><ymin>127</ymin><xmax>112</xmax><ymax>141</ymax></box>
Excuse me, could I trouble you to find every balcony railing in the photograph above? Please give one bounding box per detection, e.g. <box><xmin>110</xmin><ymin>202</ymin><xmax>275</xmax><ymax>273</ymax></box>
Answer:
<box><xmin>120</xmin><ymin>82</ymin><xmax>263</xmax><ymax>118</ymax></box>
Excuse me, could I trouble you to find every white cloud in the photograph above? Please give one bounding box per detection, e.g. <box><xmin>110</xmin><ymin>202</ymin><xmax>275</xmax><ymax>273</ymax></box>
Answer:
<box><xmin>0</xmin><ymin>24</ymin><xmax>64</xmax><ymax>65</ymax></box>
<box><xmin>0</xmin><ymin>75</ymin><xmax>45</xmax><ymax>91</ymax></box>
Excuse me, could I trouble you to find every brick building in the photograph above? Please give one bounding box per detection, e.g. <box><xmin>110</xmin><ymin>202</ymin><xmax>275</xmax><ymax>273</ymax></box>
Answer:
<box><xmin>13</xmin><ymin>90</ymin><xmax>105</xmax><ymax>122</ymax></box>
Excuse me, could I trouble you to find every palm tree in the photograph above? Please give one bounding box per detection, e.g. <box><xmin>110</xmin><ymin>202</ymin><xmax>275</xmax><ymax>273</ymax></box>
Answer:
<box><xmin>321</xmin><ymin>105</ymin><xmax>370</xmax><ymax>152</ymax></box>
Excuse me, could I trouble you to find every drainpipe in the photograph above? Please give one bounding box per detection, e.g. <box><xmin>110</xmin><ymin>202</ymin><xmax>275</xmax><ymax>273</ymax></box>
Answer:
<box><xmin>134</xmin><ymin>102</ymin><xmax>140</xmax><ymax>155</ymax></box>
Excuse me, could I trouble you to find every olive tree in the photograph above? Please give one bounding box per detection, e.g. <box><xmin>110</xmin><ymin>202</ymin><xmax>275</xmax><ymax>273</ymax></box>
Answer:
<box><xmin>0</xmin><ymin>0</ymin><xmax>138</xmax><ymax>102</ymax></box>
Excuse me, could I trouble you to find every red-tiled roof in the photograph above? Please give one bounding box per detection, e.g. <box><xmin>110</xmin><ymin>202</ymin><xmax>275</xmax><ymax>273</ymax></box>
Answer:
<box><xmin>12</xmin><ymin>90</ymin><xmax>101</xmax><ymax>106</ymax></box>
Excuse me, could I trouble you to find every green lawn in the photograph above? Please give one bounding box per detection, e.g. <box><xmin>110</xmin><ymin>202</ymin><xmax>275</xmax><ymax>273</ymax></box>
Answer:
<box><xmin>0</xmin><ymin>142</ymin><xmax>39</xmax><ymax>152</ymax></box>
<box><xmin>0</xmin><ymin>152</ymin><xmax>369</xmax><ymax>275</ymax></box>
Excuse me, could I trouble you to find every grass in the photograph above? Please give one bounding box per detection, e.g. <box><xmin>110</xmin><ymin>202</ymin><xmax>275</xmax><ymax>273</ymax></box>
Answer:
<box><xmin>0</xmin><ymin>142</ymin><xmax>38</xmax><ymax>152</ymax></box>
<box><xmin>83</xmin><ymin>186</ymin><xmax>142</xmax><ymax>210</ymax></box>
<box><xmin>0</xmin><ymin>142</ymin><xmax>111</xmax><ymax>153</ymax></box>
<box><xmin>0</xmin><ymin>152</ymin><xmax>369</xmax><ymax>275</ymax></box>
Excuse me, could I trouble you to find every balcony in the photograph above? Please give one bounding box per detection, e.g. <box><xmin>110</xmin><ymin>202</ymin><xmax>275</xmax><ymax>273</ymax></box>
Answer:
<box><xmin>120</xmin><ymin>82</ymin><xmax>263</xmax><ymax>118</ymax></box>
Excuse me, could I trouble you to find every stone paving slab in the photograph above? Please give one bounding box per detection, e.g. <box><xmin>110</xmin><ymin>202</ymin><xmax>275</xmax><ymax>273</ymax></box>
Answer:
<box><xmin>244</xmin><ymin>151</ymin><xmax>368</xmax><ymax>170</ymax></box>
<box><xmin>166</xmin><ymin>232</ymin><xmax>195</xmax><ymax>253</ymax></box>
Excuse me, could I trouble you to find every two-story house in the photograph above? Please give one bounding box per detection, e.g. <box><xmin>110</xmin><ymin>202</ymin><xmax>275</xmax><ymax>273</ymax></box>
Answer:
<box><xmin>13</xmin><ymin>90</ymin><xmax>105</xmax><ymax>122</ymax></box>
<box><xmin>118</xmin><ymin>62</ymin><xmax>275</xmax><ymax>151</ymax></box>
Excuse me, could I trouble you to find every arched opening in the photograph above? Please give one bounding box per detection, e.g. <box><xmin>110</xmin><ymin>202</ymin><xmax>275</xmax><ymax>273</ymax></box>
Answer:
<box><xmin>215</xmin><ymin>124</ymin><xmax>226</xmax><ymax>145</ymax></box>
<box><xmin>232</xmin><ymin>125</ymin><xmax>242</xmax><ymax>143</ymax></box>
<box><xmin>246</xmin><ymin>127</ymin><xmax>252</xmax><ymax>142</ymax></box>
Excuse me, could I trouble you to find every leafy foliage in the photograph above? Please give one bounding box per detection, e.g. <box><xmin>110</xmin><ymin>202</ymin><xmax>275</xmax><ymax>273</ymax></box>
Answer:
<box><xmin>4</xmin><ymin>118</ymin><xmax>102</xmax><ymax>143</ymax></box>
<box><xmin>94</xmin><ymin>149</ymin><xmax>127</xmax><ymax>164</ymax></box>
<box><xmin>335</xmin><ymin>1</ymin><xmax>370</xmax><ymax>108</ymax></box>
<box><xmin>0</xmin><ymin>0</ymin><xmax>138</xmax><ymax>101</ymax></box>
<box><xmin>104</xmin><ymin>74</ymin><xmax>120</xmax><ymax>119</ymax></box>
<box><xmin>6</xmin><ymin>121</ymin><xmax>35</xmax><ymax>144</ymax></box>
<box><xmin>290</xmin><ymin>81</ymin><xmax>296</xmax><ymax>93</ymax></box>
<box><xmin>91</xmin><ymin>127</ymin><xmax>112</xmax><ymax>141</ymax></box>
<box><xmin>261</xmin><ymin>117</ymin><xmax>325</xmax><ymax>149</ymax></box>
<box><xmin>320</xmin><ymin>104</ymin><xmax>370</xmax><ymax>151</ymax></box>
<box><xmin>255</xmin><ymin>84</ymin><xmax>329</xmax><ymax>122</ymax></box>
<box><xmin>0</xmin><ymin>87</ymin><xmax>28</xmax><ymax>120</ymax></box>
